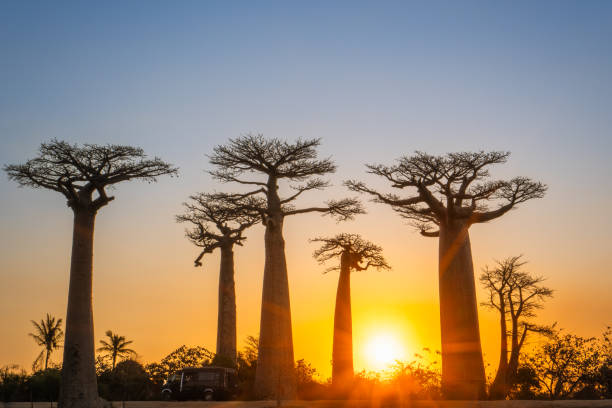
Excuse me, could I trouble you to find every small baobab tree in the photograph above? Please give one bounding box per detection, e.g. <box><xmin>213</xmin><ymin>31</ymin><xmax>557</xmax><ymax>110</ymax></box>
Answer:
<box><xmin>97</xmin><ymin>330</ymin><xmax>136</xmax><ymax>370</ymax></box>
<box><xmin>4</xmin><ymin>140</ymin><xmax>177</xmax><ymax>408</ymax></box>
<box><xmin>480</xmin><ymin>256</ymin><xmax>553</xmax><ymax>398</ymax></box>
<box><xmin>346</xmin><ymin>151</ymin><xmax>546</xmax><ymax>399</ymax></box>
<box><xmin>311</xmin><ymin>233</ymin><xmax>389</xmax><ymax>392</ymax></box>
<box><xmin>176</xmin><ymin>192</ymin><xmax>258</xmax><ymax>366</ymax></box>
<box><xmin>209</xmin><ymin>134</ymin><xmax>363</xmax><ymax>398</ymax></box>
<box><xmin>29</xmin><ymin>313</ymin><xmax>64</xmax><ymax>371</ymax></box>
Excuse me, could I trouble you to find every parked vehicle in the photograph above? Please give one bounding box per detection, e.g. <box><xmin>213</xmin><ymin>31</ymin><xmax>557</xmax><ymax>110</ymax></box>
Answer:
<box><xmin>161</xmin><ymin>366</ymin><xmax>238</xmax><ymax>401</ymax></box>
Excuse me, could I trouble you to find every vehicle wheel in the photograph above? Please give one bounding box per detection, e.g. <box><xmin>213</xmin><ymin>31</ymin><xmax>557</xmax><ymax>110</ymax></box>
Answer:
<box><xmin>162</xmin><ymin>391</ymin><xmax>172</xmax><ymax>401</ymax></box>
<box><xmin>203</xmin><ymin>391</ymin><xmax>214</xmax><ymax>401</ymax></box>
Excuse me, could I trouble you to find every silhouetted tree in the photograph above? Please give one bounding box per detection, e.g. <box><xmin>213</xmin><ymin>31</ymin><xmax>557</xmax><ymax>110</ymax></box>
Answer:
<box><xmin>209</xmin><ymin>134</ymin><xmax>363</xmax><ymax>398</ymax></box>
<box><xmin>346</xmin><ymin>151</ymin><xmax>546</xmax><ymax>399</ymax></box>
<box><xmin>480</xmin><ymin>256</ymin><xmax>553</xmax><ymax>398</ymax></box>
<box><xmin>311</xmin><ymin>234</ymin><xmax>389</xmax><ymax>392</ymax></box>
<box><xmin>526</xmin><ymin>331</ymin><xmax>604</xmax><ymax>399</ymax></box>
<box><xmin>29</xmin><ymin>314</ymin><xmax>63</xmax><ymax>371</ymax></box>
<box><xmin>4</xmin><ymin>140</ymin><xmax>177</xmax><ymax>408</ymax></box>
<box><xmin>177</xmin><ymin>193</ymin><xmax>258</xmax><ymax>366</ymax></box>
<box><xmin>145</xmin><ymin>345</ymin><xmax>214</xmax><ymax>386</ymax></box>
<box><xmin>97</xmin><ymin>330</ymin><xmax>136</xmax><ymax>370</ymax></box>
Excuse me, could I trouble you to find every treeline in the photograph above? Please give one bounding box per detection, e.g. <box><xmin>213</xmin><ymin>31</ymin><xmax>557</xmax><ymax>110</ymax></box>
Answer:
<box><xmin>2</xmin><ymin>327</ymin><xmax>610</xmax><ymax>402</ymax></box>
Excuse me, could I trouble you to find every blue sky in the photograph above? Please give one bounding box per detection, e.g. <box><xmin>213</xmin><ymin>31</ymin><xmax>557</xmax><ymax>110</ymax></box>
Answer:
<box><xmin>1</xmin><ymin>1</ymin><xmax>611</xmax><ymax>373</ymax></box>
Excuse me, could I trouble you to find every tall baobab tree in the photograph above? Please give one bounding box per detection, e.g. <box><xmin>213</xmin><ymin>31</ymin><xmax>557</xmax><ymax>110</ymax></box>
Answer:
<box><xmin>29</xmin><ymin>313</ymin><xmax>64</xmax><ymax>371</ymax></box>
<box><xmin>480</xmin><ymin>256</ymin><xmax>553</xmax><ymax>398</ymax></box>
<box><xmin>346</xmin><ymin>151</ymin><xmax>546</xmax><ymax>399</ymax></box>
<box><xmin>97</xmin><ymin>330</ymin><xmax>136</xmax><ymax>370</ymax></box>
<box><xmin>209</xmin><ymin>134</ymin><xmax>363</xmax><ymax>398</ymax></box>
<box><xmin>311</xmin><ymin>234</ymin><xmax>389</xmax><ymax>392</ymax></box>
<box><xmin>4</xmin><ymin>140</ymin><xmax>177</xmax><ymax>408</ymax></box>
<box><xmin>176</xmin><ymin>192</ymin><xmax>258</xmax><ymax>366</ymax></box>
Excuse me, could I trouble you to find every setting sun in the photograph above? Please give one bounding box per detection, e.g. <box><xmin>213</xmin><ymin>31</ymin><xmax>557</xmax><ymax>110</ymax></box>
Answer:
<box><xmin>363</xmin><ymin>332</ymin><xmax>407</xmax><ymax>371</ymax></box>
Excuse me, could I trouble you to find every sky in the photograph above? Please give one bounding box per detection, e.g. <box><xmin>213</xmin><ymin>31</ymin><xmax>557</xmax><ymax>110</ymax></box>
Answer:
<box><xmin>1</xmin><ymin>1</ymin><xmax>611</xmax><ymax>378</ymax></box>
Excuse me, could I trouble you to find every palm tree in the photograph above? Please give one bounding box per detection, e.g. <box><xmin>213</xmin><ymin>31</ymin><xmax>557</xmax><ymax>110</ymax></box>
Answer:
<box><xmin>97</xmin><ymin>330</ymin><xmax>136</xmax><ymax>370</ymax></box>
<box><xmin>29</xmin><ymin>314</ymin><xmax>64</xmax><ymax>371</ymax></box>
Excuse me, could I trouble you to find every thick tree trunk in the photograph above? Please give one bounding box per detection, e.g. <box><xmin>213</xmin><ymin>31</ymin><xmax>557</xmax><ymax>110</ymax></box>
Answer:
<box><xmin>254</xmin><ymin>213</ymin><xmax>296</xmax><ymax>399</ymax></box>
<box><xmin>59</xmin><ymin>209</ymin><xmax>102</xmax><ymax>408</ymax></box>
<box><xmin>216</xmin><ymin>244</ymin><xmax>237</xmax><ymax>366</ymax></box>
<box><xmin>489</xmin><ymin>300</ymin><xmax>509</xmax><ymax>399</ymax></box>
<box><xmin>331</xmin><ymin>255</ymin><xmax>353</xmax><ymax>392</ymax></box>
<box><xmin>438</xmin><ymin>222</ymin><xmax>486</xmax><ymax>400</ymax></box>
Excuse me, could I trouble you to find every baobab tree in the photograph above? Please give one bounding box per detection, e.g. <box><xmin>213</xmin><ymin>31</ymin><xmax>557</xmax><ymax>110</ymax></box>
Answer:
<box><xmin>4</xmin><ymin>140</ymin><xmax>177</xmax><ymax>408</ymax></box>
<box><xmin>480</xmin><ymin>256</ymin><xmax>553</xmax><ymax>398</ymax></box>
<box><xmin>346</xmin><ymin>151</ymin><xmax>546</xmax><ymax>399</ymax></box>
<box><xmin>97</xmin><ymin>330</ymin><xmax>136</xmax><ymax>370</ymax></box>
<box><xmin>29</xmin><ymin>313</ymin><xmax>64</xmax><ymax>371</ymax></box>
<box><xmin>209</xmin><ymin>134</ymin><xmax>363</xmax><ymax>398</ymax></box>
<box><xmin>176</xmin><ymin>192</ymin><xmax>258</xmax><ymax>366</ymax></box>
<box><xmin>311</xmin><ymin>233</ymin><xmax>389</xmax><ymax>392</ymax></box>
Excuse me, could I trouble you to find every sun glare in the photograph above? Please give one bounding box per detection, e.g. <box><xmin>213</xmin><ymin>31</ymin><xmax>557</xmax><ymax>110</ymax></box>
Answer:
<box><xmin>363</xmin><ymin>332</ymin><xmax>407</xmax><ymax>371</ymax></box>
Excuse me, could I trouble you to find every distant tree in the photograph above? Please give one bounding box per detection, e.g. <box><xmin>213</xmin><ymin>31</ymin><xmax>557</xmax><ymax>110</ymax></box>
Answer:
<box><xmin>480</xmin><ymin>256</ymin><xmax>553</xmax><ymax>398</ymax></box>
<box><xmin>0</xmin><ymin>365</ymin><xmax>29</xmax><ymax>402</ymax></box>
<box><xmin>311</xmin><ymin>233</ymin><xmax>389</xmax><ymax>391</ymax></box>
<box><xmin>98</xmin><ymin>360</ymin><xmax>152</xmax><ymax>401</ymax></box>
<box><xmin>4</xmin><ymin>140</ymin><xmax>177</xmax><ymax>408</ymax></box>
<box><xmin>526</xmin><ymin>331</ymin><xmax>603</xmax><ymax>399</ymax></box>
<box><xmin>28</xmin><ymin>368</ymin><xmax>62</xmax><ymax>402</ymax></box>
<box><xmin>29</xmin><ymin>313</ymin><xmax>63</xmax><ymax>371</ymax></box>
<box><xmin>236</xmin><ymin>336</ymin><xmax>259</xmax><ymax>399</ymax></box>
<box><xmin>347</xmin><ymin>151</ymin><xmax>546</xmax><ymax>399</ymax></box>
<box><xmin>145</xmin><ymin>345</ymin><xmax>214</xmax><ymax>386</ymax></box>
<box><xmin>177</xmin><ymin>193</ymin><xmax>258</xmax><ymax>366</ymax></box>
<box><xmin>209</xmin><ymin>134</ymin><xmax>363</xmax><ymax>398</ymax></box>
<box><xmin>97</xmin><ymin>330</ymin><xmax>136</xmax><ymax>370</ymax></box>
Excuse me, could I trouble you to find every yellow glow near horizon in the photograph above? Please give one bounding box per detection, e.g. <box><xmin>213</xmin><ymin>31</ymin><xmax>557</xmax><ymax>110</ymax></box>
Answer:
<box><xmin>362</xmin><ymin>331</ymin><xmax>407</xmax><ymax>371</ymax></box>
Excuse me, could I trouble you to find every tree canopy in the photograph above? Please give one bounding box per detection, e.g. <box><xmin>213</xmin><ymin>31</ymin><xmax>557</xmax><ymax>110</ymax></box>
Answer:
<box><xmin>346</xmin><ymin>151</ymin><xmax>546</xmax><ymax>236</ymax></box>
<box><xmin>4</xmin><ymin>140</ymin><xmax>178</xmax><ymax>211</ymax></box>
<box><xmin>311</xmin><ymin>233</ymin><xmax>390</xmax><ymax>273</ymax></box>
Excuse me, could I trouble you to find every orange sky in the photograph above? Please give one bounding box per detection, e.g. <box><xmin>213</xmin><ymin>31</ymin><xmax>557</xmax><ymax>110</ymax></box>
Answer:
<box><xmin>1</xmin><ymin>170</ymin><xmax>610</xmax><ymax>379</ymax></box>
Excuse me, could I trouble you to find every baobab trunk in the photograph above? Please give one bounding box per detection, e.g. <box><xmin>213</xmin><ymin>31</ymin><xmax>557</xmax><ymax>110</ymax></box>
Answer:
<box><xmin>254</xmin><ymin>213</ymin><xmax>297</xmax><ymax>399</ymax></box>
<box><xmin>438</xmin><ymin>222</ymin><xmax>486</xmax><ymax>400</ymax></box>
<box><xmin>331</xmin><ymin>253</ymin><xmax>353</xmax><ymax>393</ymax></box>
<box><xmin>489</xmin><ymin>300</ymin><xmax>509</xmax><ymax>399</ymax></box>
<box><xmin>60</xmin><ymin>209</ymin><xmax>102</xmax><ymax>408</ymax></box>
<box><xmin>216</xmin><ymin>244</ymin><xmax>237</xmax><ymax>365</ymax></box>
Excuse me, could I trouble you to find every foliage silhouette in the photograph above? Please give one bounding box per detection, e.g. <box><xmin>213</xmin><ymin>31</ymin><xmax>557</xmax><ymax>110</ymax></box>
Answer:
<box><xmin>209</xmin><ymin>134</ymin><xmax>363</xmax><ymax>398</ymax></box>
<box><xmin>4</xmin><ymin>140</ymin><xmax>177</xmax><ymax>408</ymax></box>
<box><xmin>347</xmin><ymin>151</ymin><xmax>546</xmax><ymax>399</ymax></box>
<box><xmin>29</xmin><ymin>313</ymin><xmax>63</xmax><ymax>371</ymax></box>
<box><xmin>145</xmin><ymin>345</ymin><xmax>214</xmax><ymax>386</ymax></box>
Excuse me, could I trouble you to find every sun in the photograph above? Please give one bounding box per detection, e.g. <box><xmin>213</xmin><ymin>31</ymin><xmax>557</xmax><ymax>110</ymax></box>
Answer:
<box><xmin>363</xmin><ymin>332</ymin><xmax>407</xmax><ymax>371</ymax></box>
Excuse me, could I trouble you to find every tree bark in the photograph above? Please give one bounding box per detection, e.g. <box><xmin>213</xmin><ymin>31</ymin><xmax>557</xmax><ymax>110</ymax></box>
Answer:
<box><xmin>254</xmin><ymin>207</ymin><xmax>296</xmax><ymax>399</ymax></box>
<box><xmin>45</xmin><ymin>348</ymin><xmax>50</xmax><ymax>370</ymax></box>
<box><xmin>438</xmin><ymin>222</ymin><xmax>486</xmax><ymax>399</ymax></box>
<box><xmin>59</xmin><ymin>209</ymin><xmax>102</xmax><ymax>408</ymax></box>
<box><xmin>331</xmin><ymin>254</ymin><xmax>353</xmax><ymax>392</ymax></box>
<box><xmin>489</xmin><ymin>299</ymin><xmax>509</xmax><ymax>399</ymax></box>
<box><xmin>216</xmin><ymin>244</ymin><xmax>237</xmax><ymax>366</ymax></box>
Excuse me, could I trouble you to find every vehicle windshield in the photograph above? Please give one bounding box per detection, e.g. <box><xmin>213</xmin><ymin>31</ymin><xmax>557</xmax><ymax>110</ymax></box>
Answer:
<box><xmin>167</xmin><ymin>372</ymin><xmax>181</xmax><ymax>383</ymax></box>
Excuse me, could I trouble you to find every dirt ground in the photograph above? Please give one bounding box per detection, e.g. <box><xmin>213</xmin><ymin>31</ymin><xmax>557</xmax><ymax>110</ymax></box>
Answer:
<box><xmin>2</xmin><ymin>401</ymin><xmax>612</xmax><ymax>408</ymax></box>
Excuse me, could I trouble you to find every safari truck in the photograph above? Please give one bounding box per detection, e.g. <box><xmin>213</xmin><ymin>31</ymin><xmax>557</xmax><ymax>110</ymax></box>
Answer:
<box><xmin>161</xmin><ymin>366</ymin><xmax>238</xmax><ymax>401</ymax></box>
